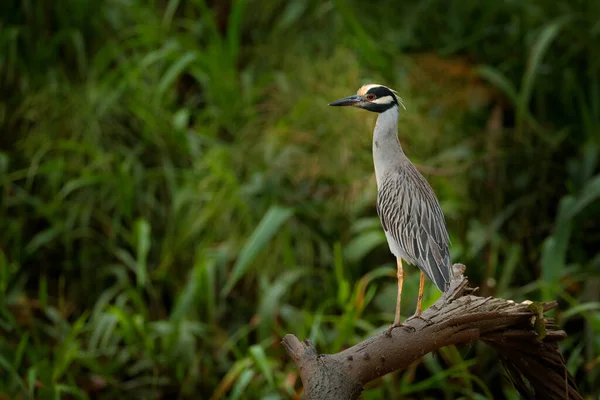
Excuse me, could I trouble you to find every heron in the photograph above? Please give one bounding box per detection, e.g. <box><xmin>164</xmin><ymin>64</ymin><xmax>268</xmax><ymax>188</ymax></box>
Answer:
<box><xmin>329</xmin><ymin>84</ymin><xmax>451</xmax><ymax>331</ymax></box>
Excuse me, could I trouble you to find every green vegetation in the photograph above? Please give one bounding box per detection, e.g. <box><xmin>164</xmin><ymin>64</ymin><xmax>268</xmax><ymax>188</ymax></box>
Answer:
<box><xmin>1</xmin><ymin>0</ymin><xmax>599</xmax><ymax>398</ymax></box>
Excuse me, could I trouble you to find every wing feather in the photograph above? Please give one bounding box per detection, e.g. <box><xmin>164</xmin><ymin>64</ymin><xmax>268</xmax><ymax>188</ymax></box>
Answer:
<box><xmin>376</xmin><ymin>164</ymin><xmax>451</xmax><ymax>291</ymax></box>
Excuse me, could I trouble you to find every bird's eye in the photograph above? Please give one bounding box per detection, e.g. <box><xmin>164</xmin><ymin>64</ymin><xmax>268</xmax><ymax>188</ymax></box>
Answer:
<box><xmin>366</xmin><ymin>94</ymin><xmax>376</xmax><ymax>101</ymax></box>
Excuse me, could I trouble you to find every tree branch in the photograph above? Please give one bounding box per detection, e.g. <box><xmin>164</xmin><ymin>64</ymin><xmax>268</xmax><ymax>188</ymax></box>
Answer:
<box><xmin>282</xmin><ymin>265</ymin><xmax>582</xmax><ymax>400</ymax></box>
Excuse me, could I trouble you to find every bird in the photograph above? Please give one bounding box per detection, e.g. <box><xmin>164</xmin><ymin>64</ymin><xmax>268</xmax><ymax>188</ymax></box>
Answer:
<box><xmin>329</xmin><ymin>84</ymin><xmax>451</xmax><ymax>331</ymax></box>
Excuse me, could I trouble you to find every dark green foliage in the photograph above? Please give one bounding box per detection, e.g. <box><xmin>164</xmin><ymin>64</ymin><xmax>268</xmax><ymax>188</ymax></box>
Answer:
<box><xmin>0</xmin><ymin>0</ymin><xmax>598</xmax><ymax>398</ymax></box>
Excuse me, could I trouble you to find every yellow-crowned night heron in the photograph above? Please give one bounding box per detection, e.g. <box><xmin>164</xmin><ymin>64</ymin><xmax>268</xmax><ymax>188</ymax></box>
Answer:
<box><xmin>329</xmin><ymin>84</ymin><xmax>451</xmax><ymax>330</ymax></box>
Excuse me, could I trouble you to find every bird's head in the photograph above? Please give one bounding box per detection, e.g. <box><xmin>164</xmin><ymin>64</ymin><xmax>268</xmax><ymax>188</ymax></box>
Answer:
<box><xmin>328</xmin><ymin>84</ymin><xmax>404</xmax><ymax>113</ymax></box>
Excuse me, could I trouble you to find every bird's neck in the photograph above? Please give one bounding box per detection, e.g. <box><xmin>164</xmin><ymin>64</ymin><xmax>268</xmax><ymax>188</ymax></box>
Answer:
<box><xmin>373</xmin><ymin>105</ymin><xmax>404</xmax><ymax>186</ymax></box>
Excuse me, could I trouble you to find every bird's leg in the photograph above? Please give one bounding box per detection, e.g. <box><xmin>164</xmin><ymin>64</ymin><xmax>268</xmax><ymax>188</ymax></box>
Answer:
<box><xmin>407</xmin><ymin>272</ymin><xmax>431</xmax><ymax>324</ymax></box>
<box><xmin>386</xmin><ymin>258</ymin><xmax>414</xmax><ymax>335</ymax></box>
<box><xmin>393</xmin><ymin>258</ymin><xmax>404</xmax><ymax>326</ymax></box>
<box><xmin>415</xmin><ymin>271</ymin><xmax>425</xmax><ymax>316</ymax></box>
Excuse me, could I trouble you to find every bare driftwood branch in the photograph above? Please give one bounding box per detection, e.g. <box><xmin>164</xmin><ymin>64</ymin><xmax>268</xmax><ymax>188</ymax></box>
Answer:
<box><xmin>282</xmin><ymin>265</ymin><xmax>582</xmax><ymax>400</ymax></box>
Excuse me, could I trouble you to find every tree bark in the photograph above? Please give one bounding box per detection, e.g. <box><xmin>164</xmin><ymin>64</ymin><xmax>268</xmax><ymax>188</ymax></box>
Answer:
<box><xmin>282</xmin><ymin>265</ymin><xmax>582</xmax><ymax>400</ymax></box>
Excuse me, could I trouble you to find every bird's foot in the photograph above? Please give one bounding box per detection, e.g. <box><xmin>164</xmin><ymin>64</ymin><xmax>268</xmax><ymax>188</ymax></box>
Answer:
<box><xmin>385</xmin><ymin>322</ymin><xmax>415</xmax><ymax>337</ymax></box>
<box><xmin>406</xmin><ymin>312</ymin><xmax>432</xmax><ymax>325</ymax></box>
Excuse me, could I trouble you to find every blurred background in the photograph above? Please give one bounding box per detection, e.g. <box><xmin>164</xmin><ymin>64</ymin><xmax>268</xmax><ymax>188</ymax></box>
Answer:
<box><xmin>1</xmin><ymin>0</ymin><xmax>599</xmax><ymax>399</ymax></box>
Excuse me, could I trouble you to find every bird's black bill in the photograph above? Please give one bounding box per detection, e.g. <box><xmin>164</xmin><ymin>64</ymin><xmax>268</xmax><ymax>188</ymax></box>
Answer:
<box><xmin>328</xmin><ymin>94</ymin><xmax>362</xmax><ymax>107</ymax></box>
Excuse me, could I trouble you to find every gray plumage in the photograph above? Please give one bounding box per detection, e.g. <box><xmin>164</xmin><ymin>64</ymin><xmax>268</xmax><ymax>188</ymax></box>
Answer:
<box><xmin>329</xmin><ymin>83</ymin><xmax>451</xmax><ymax>293</ymax></box>
<box><xmin>371</xmin><ymin>92</ymin><xmax>450</xmax><ymax>292</ymax></box>
<box><xmin>376</xmin><ymin>163</ymin><xmax>451</xmax><ymax>291</ymax></box>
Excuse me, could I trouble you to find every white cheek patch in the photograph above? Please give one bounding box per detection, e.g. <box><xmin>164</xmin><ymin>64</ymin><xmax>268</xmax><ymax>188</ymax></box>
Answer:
<box><xmin>372</xmin><ymin>95</ymin><xmax>394</xmax><ymax>105</ymax></box>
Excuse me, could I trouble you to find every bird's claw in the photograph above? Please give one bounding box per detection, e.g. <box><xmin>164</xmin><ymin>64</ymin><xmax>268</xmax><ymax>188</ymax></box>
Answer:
<box><xmin>406</xmin><ymin>313</ymin><xmax>432</xmax><ymax>325</ymax></box>
<box><xmin>385</xmin><ymin>322</ymin><xmax>416</xmax><ymax>337</ymax></box>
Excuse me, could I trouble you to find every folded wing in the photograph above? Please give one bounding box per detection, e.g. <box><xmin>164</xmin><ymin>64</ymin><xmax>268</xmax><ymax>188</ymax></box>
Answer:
<box><xmin>376</xmin><ymin>164</ymin><xmax>451</xmax><ymax>291</ymax></box>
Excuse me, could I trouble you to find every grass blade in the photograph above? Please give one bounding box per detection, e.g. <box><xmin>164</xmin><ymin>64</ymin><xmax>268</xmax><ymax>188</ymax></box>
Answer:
<box><xmin>520</xmin><ymin>19</ymin><xmax>568</xmax><ymax>112</ymax></box>
<box><xmin>249</xmin><ymin>345</ymin><xmax>274</xmax><ymax>389</ymax></box>
<box><xmin>257</xmin><ymin>268</ymin><xmax>308</xmax><ymax>340</ymax></box>
<box><xmin>221</xmin><ymin>206</ymin><xmax>293</xmax><ymax>296</ymax></box>
<box><xmin>156</xmin><ymin>51</ymin><xmax>198</xmax><ymax>101</ymax></box>
<box><xmin>229</xmin><ymin>369</ymin><xmax>255</xmax><ymax>400</ymax></box>
<box><xmin>477</xmin><ymin>65</ymin><xmax>518</xmax><ymax>105</ymax></box>
<box><xmin>134</xmin><ymin>218</ymin><xmax>151</xmax><ymax>289</ymax></box>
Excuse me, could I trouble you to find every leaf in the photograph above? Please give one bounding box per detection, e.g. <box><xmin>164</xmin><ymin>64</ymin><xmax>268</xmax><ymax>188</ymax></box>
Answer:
<box><xmin>226</xmin><ymin>0</ymin><xmax>246</xmax><ymax>61</ymax></box>
<box><xmin>276</xmin><ymin>1</ymin><xmax>307</xmax><ymax>32</ymax></box>
<box><xmin>401</xmin><ymin>359</ymin><xmax>478</xmax><ymax>393</ymax></box>
<box><xmin>249</xmin><ymin>345</ymin><xmax>274</xmax><ymax>389</ymax></box>
<box><xmin>496</xmin><ymin>244</ymin><xmax>521</xmax><ymax>297</ymax></box>
<box><xmin>14</xmin><ymin>332</ymin><xmax>29</xmax><ymax>370</ymax></box>
<box><xmin>209</xmin><ymin>358</ymin><xmax>253</xmax><ymax>400</ymax></box>
<box><xmin>229</xmin><ymin>369</ymin><xmax>255</xmax><ymax>400</ymax></box>
<box><xmin>0</xmin><ymin>354</ymin><xmax>26</xmax><ymax>392</ymax></box>
<box><xmin>221</xmin><ymin>206</ymin><xmax>293</xmax><ymax>296</ymax></box>
<box><xmin>134</xmin><ymin>218</ymin><xmax>151</xmax><ymax>288</ymax></box>
<box><xmin>197</xmin><ymin>251</ymin><xmax>218</xmax><ymax>324</ymax></box>
<box><xmin>520</xmin><ymin>19</ymin><xmax>568</xmax><ymax>112</ymax></box>
<box><xmin>561</xmin><ymin>302</ymin><xmax>600</xmax><ymax>320</ymax></box>
<box><xmin>170</xmin><ymin>263</ymin><xmax>201</xmax><ymax>322</ymax></box>
<box><xmin>541</xmin><ymin>174</ymin><xmax>600</xmax><ymax>299</ymax></box>
<box><xmin>52</xmin><ymin>312</ymin><xmax>88</xmax><ymax>382</ymax></box>
<box><xmin>54</xmin><ymin>384</ymin><xmax>87</xmax><ymax>400</ymax></box>
<box><xmin>354</xmin><ymin>266</ymin><xmax>395</xmax><ymax>310</ymax></box>
<box><xmin>344</xmin><ymin>230</ymin><xmax>387</xmax><ymax>263</ymax></box>
<box><xmin>162</xmin><ymin>0</ymin><xmax>180</xmax><ymax>28</ymax></box>
<box><xmin>59</xmin><ymin>175</ymin><xmax>111</xmax><ymax>199</ymax></box>
<box><xmin>0</xmin><ymin>152</ymin><xmax>9</xmax><ymax>174</ymax></box>
<box><xmin>333</xmin><ymin>242</ymin><xmax>350</xmax><ymax>305</ymax></box>
<box><xmin>566</xmin><ymin>174</ymin><xmax>600</xmax><ymax>218</ymax></box>
<box><xmin>156</xmin><ymin>51</ymin><xmax>198</xmax><ymax>100</ymax></box>
<box><xmin>476</xmin><ymin>65</ymin><xmax>519</xmax><ymax>105</ymax></box>
<box><xmin>257</xmin><ymin>269</ymin><xmax>308</xmax><ymax>341</ymax></box>
<box><xmin>25</xmin><ymin>227</ymin><xmax>61</xmax><ymax>255</ymax></box>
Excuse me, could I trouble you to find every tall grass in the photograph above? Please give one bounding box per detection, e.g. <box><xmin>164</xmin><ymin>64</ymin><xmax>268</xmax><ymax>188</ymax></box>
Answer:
<box><xmin>0</xmin><ymin>0</ymin><xmax>598</xmax><ymax>398</ymax></box>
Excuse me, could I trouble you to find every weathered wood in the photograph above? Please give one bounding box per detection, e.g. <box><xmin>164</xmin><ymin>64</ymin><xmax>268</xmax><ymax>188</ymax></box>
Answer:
<box><xmin>282</xmin><ymin>265</ymin><xmax>581</xmax><ymax>400</ymax></box>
